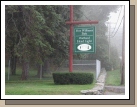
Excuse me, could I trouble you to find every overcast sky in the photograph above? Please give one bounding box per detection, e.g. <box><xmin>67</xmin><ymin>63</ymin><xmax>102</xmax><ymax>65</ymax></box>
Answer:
<box><xmin>108</xmin><ymin>6</ymin><xmax>124</xmax><ymax>34</ymax></box>
<box><xmin>107</xmin><ymin>6</ymin><xmax>124</xmax><ymax>56</ymax></box>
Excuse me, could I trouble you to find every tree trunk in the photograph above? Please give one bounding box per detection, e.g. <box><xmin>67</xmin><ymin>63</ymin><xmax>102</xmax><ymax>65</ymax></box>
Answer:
<box><xmin>43</xmin><ymin>60</ymin><xmax>50</xmax><ymax>73</ymax></box>
<box><xmin>10</xmin><ymin>56</ymin><xmax>17</xmax><ymax>75</ymax></box>
<box><xmin>36</xmin><ymin>64</ymin><xmax>45</xmax><ymax>78</ymax></box>
<box><xmin>121</xmin><ymin>62</ymin><xmax>125</xmax><ymax>85</ymax></box>
<box><xmin>36</xmin><ymin>60</ymin><xmax>50</xmax><ymax>78</ymax></box>
<box><xmin>21</xmin><ymin>60</ymin><xmax>29</xmax><ymax>80</ymax></box>
<box><xmin>36</xmin><ymin>65</ymin><xmax>40</xmax><ymax>77</ymax></box>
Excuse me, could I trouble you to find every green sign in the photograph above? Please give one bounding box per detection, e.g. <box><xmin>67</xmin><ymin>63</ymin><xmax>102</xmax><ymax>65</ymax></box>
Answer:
<box><xmin>74</xmin><ymin>26</ymin><xmax>96</xmax><ymax>53</ymax></box>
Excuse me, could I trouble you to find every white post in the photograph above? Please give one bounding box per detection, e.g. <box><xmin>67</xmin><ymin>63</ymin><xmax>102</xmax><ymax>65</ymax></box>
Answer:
<box><xmin>100</xmin><ymin>61</ymin><xmax>101</xmax><ymax>73</ymax></box>
<box><xmin>8</xmin><ymin>60</ymin><xmax>10</xmax><ymax>81</ymax></box>
<box><xmin>96</xmin><ymin>60</ymin><xmax>98</xmax><ymax>80</ymax></box>
<box><xmin>96</xmin><ymin>60</ymin><xmax>101</xmax><ymax>80</ymax></box>
<box><xmin>99</xmin><ymin>60</ymin><xmax>100</xmax><ymax>77</ymax></box>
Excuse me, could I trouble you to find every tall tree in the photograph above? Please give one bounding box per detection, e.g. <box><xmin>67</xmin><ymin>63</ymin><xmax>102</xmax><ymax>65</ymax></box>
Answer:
<box><xmin>5</xmin><ymin>5</ymin><xmax>82</xmax><ymax>79</ymax></box>
<box><xmin>6</xmin><ymin>5</ymin><xmax>54</xmax><ymax>80</ymax></box>
<box><xmin>5</xmin><ymin>5</ymin><xmax>20</xmax><ymax>75</ymax></box>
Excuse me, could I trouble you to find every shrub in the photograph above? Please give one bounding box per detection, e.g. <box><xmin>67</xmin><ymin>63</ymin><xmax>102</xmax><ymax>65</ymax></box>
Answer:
<box><xmin>52</xmin><ymin>72</ymin><xmax>94</xmax><ymax>85</ymax></box>
<box><xmin>105</xmin><ymin>63</ymin><xmax>112</xmax><ymax>71</ymax></box>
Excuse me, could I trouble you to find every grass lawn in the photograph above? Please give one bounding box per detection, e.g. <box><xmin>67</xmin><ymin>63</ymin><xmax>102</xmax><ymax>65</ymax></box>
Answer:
<box><xmin>5</xmin><ymin>80</ymin><xmax>95</xmax><ymax>95</ymax></box>
<box><xmin>5</xmin><ymin>67</ymin><xmax>95</xmax><ymax>95</ymax></box>
<box><xmin>105</xmin><ymin>69</ymin><xmax>122</xmax><ymax>86</ymax></box>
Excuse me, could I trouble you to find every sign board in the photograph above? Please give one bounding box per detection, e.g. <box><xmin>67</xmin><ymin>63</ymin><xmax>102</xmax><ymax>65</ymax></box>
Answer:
<box><xmin>74</xmin><ymin>26</ymin><xmax>96</xmax><ymax>53</ymax></box>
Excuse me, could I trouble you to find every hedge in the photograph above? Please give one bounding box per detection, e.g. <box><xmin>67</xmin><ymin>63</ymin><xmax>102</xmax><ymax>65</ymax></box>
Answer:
<box><xmin>52</xmin><ymin>72</ymin><xmax>94</xmax><ymax>85</ymax></box>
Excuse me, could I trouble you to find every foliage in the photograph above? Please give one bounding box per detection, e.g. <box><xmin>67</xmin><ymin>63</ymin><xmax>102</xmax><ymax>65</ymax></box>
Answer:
<box><xmin>5</xmin><ymin>5</ymin><xmax>70</xmax><ymax>62</ymax></box>
<box><xmin>52</xmin><ymin>72</ymin><xmax>94</xmax><ymax>84</ymax></box>
<box><xmin>5</xmin><ymin>5</ymin><xmax>82</xmax><ymax>79</ymax></box>
<box><xmin>5</xmin><ymin>5</ymin><xmax>83</xmax><ymax>79</ymax></box>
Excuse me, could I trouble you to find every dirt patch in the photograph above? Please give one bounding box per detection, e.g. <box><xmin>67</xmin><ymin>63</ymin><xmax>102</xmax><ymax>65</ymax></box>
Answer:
<box><xmin>103</xmin><ymin>90</ymin><xmax>125</xmax><ymax>95</ymax></box>
<box><xmin>104</xmin><ymin>85</ymin><xmax>125</xmax><ymax>95</ymax></box>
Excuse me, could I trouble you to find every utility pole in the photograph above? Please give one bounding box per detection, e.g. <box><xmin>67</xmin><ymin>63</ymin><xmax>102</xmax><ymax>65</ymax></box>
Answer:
<box><xmin>106</xmin><ymin>22</ymin><xmax>115</xmax><ymax>63</ymax></box>
<box><xmin>108</xmin><ymin>23</ymin><xmax>111</xmax><ymax>62</ymax></box>
<box><xmin>121</xmin><ymin>5</ymin><xmax>125</xmax><ymax>85</ymax></box>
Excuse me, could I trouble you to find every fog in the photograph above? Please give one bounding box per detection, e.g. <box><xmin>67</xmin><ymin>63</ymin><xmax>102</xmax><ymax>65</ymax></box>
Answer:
<box><xmin>79</xmin><ymin>5</ymin><xmax>124</xmax><ymax>56</ymax></box>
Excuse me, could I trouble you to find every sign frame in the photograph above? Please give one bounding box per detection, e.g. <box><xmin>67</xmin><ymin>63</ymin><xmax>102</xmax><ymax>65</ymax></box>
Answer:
<box><xmin>73</xmin><ymin>26</ymin><xmax>96</xmax><ymax>53</ymax></box>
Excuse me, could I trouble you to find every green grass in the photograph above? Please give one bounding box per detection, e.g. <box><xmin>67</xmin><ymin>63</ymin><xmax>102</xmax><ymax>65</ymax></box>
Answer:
<box><xmin>105</xmin><ymin>69</ymin><xmax>121</xmax><ymax>86</ymax></box>
<box><xmin>5</xmin><ymin>67</ymin><xmax>95</xmax><ymax>95</ymax></box>
<box><xmin>5</xmin><ymin>79</ymin><xmax>95</xmax><ymax>95</ymax></box>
